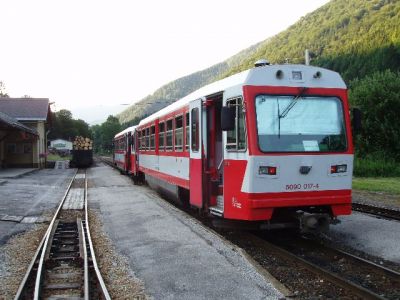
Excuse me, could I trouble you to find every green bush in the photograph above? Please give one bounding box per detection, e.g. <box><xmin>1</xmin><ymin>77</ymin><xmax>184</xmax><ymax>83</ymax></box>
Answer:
<box><xmin>353</xmin><ymin>153</ymin><xmax>400</xmax><ymax>177</ymax></box>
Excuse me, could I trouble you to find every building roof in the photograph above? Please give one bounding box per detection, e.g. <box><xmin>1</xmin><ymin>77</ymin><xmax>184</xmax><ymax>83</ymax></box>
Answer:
<box><xmin>0</xmin><ymin>98</ymin><xmax>50</xmax><ymax>121</ymax></box>
<box><xmin>0</xmin><ymin>111</ymin><xmax>39</xmax><ymax>135</ymax></box>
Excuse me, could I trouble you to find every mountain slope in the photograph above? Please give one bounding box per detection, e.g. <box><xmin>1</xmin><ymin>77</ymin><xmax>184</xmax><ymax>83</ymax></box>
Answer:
<box><xmin>117</xmin><ymin>42</ymin><xmax>263</xmax><ymax>124</ymax></box>
<box><xmin>119</xmin><ymin>0</ymin><xmax>400</xmax><ymax>125</ymax></box>
<box><xmin>225</xmin><ymin>0</ymin><xmax>400</xmax><ymax>81</ymax></box>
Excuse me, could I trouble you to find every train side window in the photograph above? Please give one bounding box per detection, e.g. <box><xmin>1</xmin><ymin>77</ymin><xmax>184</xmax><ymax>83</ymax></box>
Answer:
<box><xmin>185</xmin><ymin>112</ymin><xmax>189</xmax><ymax>151</ymax></box>
<box><xmin>145</xmin><ymin>127</ymin><xmax>150</xmax><ymax>150</ymax></box>
<box><xmin>166</xmin><ymin>119</ymin><xmax>173</xmax><ymax>151</ymax></box>
<box><xmin>150</xmin><ymin>125</ymin><xmax>155</xmax><ymax>150</ymax></box>
<box><xmin>191</xmin><ymin>108</ymin><xmax>199</xmax><ymax>152</ymax></box>
<box><xmin>159</xmin><ymin>122</ymin><xmax>165</xmax><ymax>151</ymax></box>
<box><xmin>141</xmin><ymin>129</ymin><xmax>146</xmax><ymax>150</ymax></box>
<box><xmin>133</xmin><ymin>132</ymin><xmax>135</xmax><ymax>153</ymax></box>
<box><xmin>226</xmin><ymin>97</ymin><xmax>247</xmax><ymax>151</ymax></box>
<box><xmin>175</xmin><ymin>115</ymin><xmax>183</xmax><ymax>151</ymax></box>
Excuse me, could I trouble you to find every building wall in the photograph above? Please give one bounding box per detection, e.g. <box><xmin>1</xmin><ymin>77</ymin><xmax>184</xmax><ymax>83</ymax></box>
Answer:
<box><xmin>36</xmin><ymin>121</ymin><xmax>46</xmax><ymax>168</ymax></box>
<box><xmin>1</xmin><ymin>120</ymin><xmax>47</xmax><ymax>168</ymax></box>
<box><xmin>3</xmin><ymin>131</ymin><xmax>35</xmax><ymax>167</ymax></box>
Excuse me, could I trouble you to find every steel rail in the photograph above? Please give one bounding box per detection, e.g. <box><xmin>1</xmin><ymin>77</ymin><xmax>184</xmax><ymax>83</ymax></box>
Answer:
<box><xmin>352</xmin><ymin>203</ymin><xmax>400</xmax><ymax>221</ymax></box>
<box><xmin>81</xmin><ymin>219</ymin><xmax>89</xmax><ymax>300</ymax></box>
<box><xmin>14</xmin><ymin>168</ymin><xmax>78</xmax><ymax>300</ymax></box>
<box><xmin>33</xmin><ymin>169</ymin><xmax>79</xmax><ymax>300</ymax></box>
<box><xmin>84</xmin><ymin>169</ymin><xmax>112</xmax><ymax>300</ymax></box>
<box><xmin>245</xmin><ymin>233</ymin><xmax>387</xmax><ymax>300</ymax></box>
<box><xmin>333</xmin><ymin>246</ymin><xmax>400</xmax><ymax>279</ymax></box>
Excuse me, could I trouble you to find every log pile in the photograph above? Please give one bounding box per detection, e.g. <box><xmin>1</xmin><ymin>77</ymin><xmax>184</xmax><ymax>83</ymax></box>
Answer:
<box><xmin>73</xmin><ymin>136</ymin><xmax>93</xmax><ymax>150</ymax></box>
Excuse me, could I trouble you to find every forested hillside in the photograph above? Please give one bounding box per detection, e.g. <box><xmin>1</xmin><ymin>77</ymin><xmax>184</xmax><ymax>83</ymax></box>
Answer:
<box><xmin>225</xmin><ymin>0</ymin><xmax>400</xmax><ymax>81</ymax></box>
<box><xmin>119</xmin><ymin>0</ymin><xmax>399</xmax><ymax>125</ymax></box>
<box><xmin>117</xmin><ymin>42</ymin><xmax>263</xmax><ymax>124</ymax></box>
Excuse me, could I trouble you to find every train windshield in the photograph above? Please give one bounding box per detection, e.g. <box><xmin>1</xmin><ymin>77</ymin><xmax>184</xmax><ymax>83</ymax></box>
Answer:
<box><xmin>255</xmin><ymin>95</ymin><xmax>347</xmax><ymax>152</ymax></box>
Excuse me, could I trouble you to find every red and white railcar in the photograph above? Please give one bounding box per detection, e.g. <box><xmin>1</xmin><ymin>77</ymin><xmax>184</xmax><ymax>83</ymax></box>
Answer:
<box><xmin>122</xmin><ymin>62</ymin><xmax>355</xmax><ymax>231</ymax></box>
<box><xmin>113</xmin><ymin>126</ymin><xmax>139</xmax><ymax>176</ymax></box>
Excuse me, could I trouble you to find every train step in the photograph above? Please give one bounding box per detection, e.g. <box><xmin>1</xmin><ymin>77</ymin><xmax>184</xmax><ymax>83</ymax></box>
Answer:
<box><xmin>210</xmin><ymin>195</ymin><xmax>224</xmax><ymax>217</ymax></box>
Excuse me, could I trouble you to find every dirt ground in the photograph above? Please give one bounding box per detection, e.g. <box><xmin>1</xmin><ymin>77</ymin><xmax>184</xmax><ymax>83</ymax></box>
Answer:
<box><xmin>353</xmin><ymin>190</ymin><xmax>400</xmax><ymax>210</ymax></box>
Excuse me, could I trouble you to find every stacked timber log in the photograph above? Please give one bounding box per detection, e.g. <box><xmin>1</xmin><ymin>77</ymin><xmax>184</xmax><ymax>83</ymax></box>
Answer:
<box><xmin>73</xmin><ymin>136</ymin><xmax>93</xmax><ymax>150</ymax></box>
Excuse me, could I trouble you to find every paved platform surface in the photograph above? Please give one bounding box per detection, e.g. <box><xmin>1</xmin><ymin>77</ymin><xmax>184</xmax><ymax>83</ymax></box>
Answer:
<box><xmin>88</xmin><ymin>163</ymin><xmax>283</xmax><ymax>300</ymax></box>
<box><xmin>0</xmin><ymin>168</ymin><xmax>37</xmax><ymax>179</ymax></box>
<box><xmin>328</xmin><ymin>211</ymin><xmax>400</xmax><ymax>263</ymax></box>
<box><xmin>0</xmin><ymin>168</ymin><xmax>76</xmax><ymax>245</ymax></box>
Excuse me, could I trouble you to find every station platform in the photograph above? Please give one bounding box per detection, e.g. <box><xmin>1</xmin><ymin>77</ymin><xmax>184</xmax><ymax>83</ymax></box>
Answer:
<box><xmin>88</xmin><ymin>163</ymin><xmax>284</xmax><ymax>300</ymax></box>
<box><xmin>0</xmin><ymin>168</ymin><xmax>37</xmax><ymax>179</ymax></box>
<box><xmin>0</xmin><ymin>168</ymin><xmax>76</xmax><ymax>246</ymax></box>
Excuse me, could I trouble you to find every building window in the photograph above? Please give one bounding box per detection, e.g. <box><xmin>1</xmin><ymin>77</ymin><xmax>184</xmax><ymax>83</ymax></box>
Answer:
<box><xmin>7</xmin><ymin>143</ymin><xmax>16</xmax><ymax>154</ymax></box>
<box><xmin>24</xmin><ymin>143</ymin><xmax>32</xmax><ymax>154</ymax></box>
<box><xmin>174</xmin><ymin>115</ymin><xmax>183</xmax><ymax>151</ymax></box>
<box><xmin>191</xmin><ymin>108</ymin><xmax>199</xmax><ymax>152</ymax></box>
<box><xmin>159</xmin><ymin>122</ymin><xmax>165</xmax><ymax>151</ymax></box>
<box><xmin>226</xmin><ymin>97</ymin><xmax>246</xmax><ymax>151</ymax></box>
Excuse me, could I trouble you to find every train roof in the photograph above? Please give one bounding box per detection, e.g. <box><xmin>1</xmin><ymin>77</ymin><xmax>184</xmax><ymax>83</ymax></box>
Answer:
<box><xmin>114</xmin><ymin>125</ymin><xmax>137</xmax><ymax>139</ymax></box>
<box><xmin>139</xmin><ymin>64</ymin><xmax>346</xmax><ymax>126</ymax></box>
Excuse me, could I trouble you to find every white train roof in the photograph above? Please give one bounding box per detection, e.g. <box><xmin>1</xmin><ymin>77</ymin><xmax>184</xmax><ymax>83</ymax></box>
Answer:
<box><xmin>114</xmin><ymin>125</ymin><xmax>137</xmax><ymax>138</ymax></box>
<box><xmin>139</xmin><ymin>64</ymin><xmax>346</xmax><ymax>126</ymax></box>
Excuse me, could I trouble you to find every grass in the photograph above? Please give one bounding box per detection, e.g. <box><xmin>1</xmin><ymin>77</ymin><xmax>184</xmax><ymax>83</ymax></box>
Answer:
<box><xmin>353</xmin><ymin>177</ymin><xmax>400</xmax><ymax>195</ymax></box>
<box><xmin>47</xmin><ymin>154</ymin><xmax>72</xmax><ymax>161</ymax></box>
<box><xmin>354</xmin><ymin>155</ymin><xmax>400</xmax><ymax>177</ymax></box>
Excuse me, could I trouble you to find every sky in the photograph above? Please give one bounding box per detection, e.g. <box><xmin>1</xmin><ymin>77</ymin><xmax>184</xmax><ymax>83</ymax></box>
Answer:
<box><xmin>0</xmin><ymin>0</ymin><xmax>330</xmax><ymax>124</ymax></box>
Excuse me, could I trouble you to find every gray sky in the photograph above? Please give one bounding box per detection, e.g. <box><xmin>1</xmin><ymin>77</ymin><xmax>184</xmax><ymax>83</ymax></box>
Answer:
<box><xmin>1</xmin><ymin>0</ymin><xmax>330</xmax><ymax>123</ymax></box>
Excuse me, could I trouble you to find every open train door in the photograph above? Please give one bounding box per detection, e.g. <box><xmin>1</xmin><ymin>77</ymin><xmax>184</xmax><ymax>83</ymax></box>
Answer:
<box><xmin>189</xmin><ymin>98</ymin><xmax>205</xmax><ymax>208</ymax></box>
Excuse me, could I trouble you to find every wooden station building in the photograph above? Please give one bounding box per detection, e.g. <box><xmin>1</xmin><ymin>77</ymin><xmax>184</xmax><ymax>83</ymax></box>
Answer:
<box><xmin>0</xmin><ymin>98</ymin><xmax>51</xmax><ymax>168</ymax></box>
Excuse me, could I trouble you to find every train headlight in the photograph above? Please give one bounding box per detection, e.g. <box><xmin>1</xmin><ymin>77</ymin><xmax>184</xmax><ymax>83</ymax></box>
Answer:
<box><xmin>330</xmin><ymin>164</ymin><xmax>347</xmax><ymax>174</ymax></box>
<box><xmin>259</xmin><ymin>166</ymin><xmax>277</xmax><ymax>176</ymax></box>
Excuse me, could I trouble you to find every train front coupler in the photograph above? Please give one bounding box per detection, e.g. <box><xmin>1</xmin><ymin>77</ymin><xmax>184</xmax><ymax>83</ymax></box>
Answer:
<box><xmin>296</xmin><ymin>211</ymin><xmax>332</xmax><ymax>234</ymax></box>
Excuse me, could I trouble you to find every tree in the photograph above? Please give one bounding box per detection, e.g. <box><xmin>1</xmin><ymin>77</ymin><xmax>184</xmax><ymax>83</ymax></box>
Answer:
<box><xmin>91</xmin><ymin>115</ymin><xmax>122</xmax><ymax>153</ymax></box>
<box><xmin>349</xmin><ymin>70</ymin><xmax>400</xmax><ymax>160</ymax></box>
<box><xmin>0</xmin><ymin>81</ymin><xmax>9</xmax><ymax>97</ymax></box>
<box><xmin>48</xmin><ymin>109</ymin><xmax>91</xmax><ymax>141</ymax></box>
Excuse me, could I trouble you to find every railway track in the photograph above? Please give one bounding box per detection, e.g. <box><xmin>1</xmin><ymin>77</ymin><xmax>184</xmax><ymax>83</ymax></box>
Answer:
<box><xmin>352</xmin><ymin>202</ymin><xmax>400</xmax><ymax>221</ymax></box>
<box><xmin>238</xmin><ymin>232</ymin><xmax>400</xmax><ymax>300</ymax></box>
<box><xmin>14</xmin><ymin>169</ymin><xmax>111</xmax><ymax>300</ymax></box>
<box><xmin>100</xmin><ymin>156</ymin><xmax>400</xmax><ymax>299</ymax></box>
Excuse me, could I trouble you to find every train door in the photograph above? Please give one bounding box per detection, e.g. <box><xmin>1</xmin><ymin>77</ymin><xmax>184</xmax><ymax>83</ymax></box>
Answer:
<box><xmin>189</xmin><ymin>98</ymin><xmax>204</xmax><ymax>207</ymax></box>
<box><xmin>189</xmin><ymin>95</ymin><xmax>223</xmax><ymax>213</ymax></box>
<box><xmin>205</xmin><ymin>95</ymin><xmax>223</xmax><ymax>216</ymax></box>
<box><xmin>129</xmin><ymin>132</ymin><xmax>135</xmax><ymax>175</ymax></box>
<box><xmin>126</xmin><ymin>133</ymin><xmax>131</xmax><ymax>173</ymax></box>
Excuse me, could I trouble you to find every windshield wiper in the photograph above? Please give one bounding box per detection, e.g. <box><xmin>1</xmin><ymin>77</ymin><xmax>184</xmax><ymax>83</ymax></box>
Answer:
<box><xmin>279</xmin><ymin>87</ymin><xmax>308</xmax><ymax>119</ymax></box>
